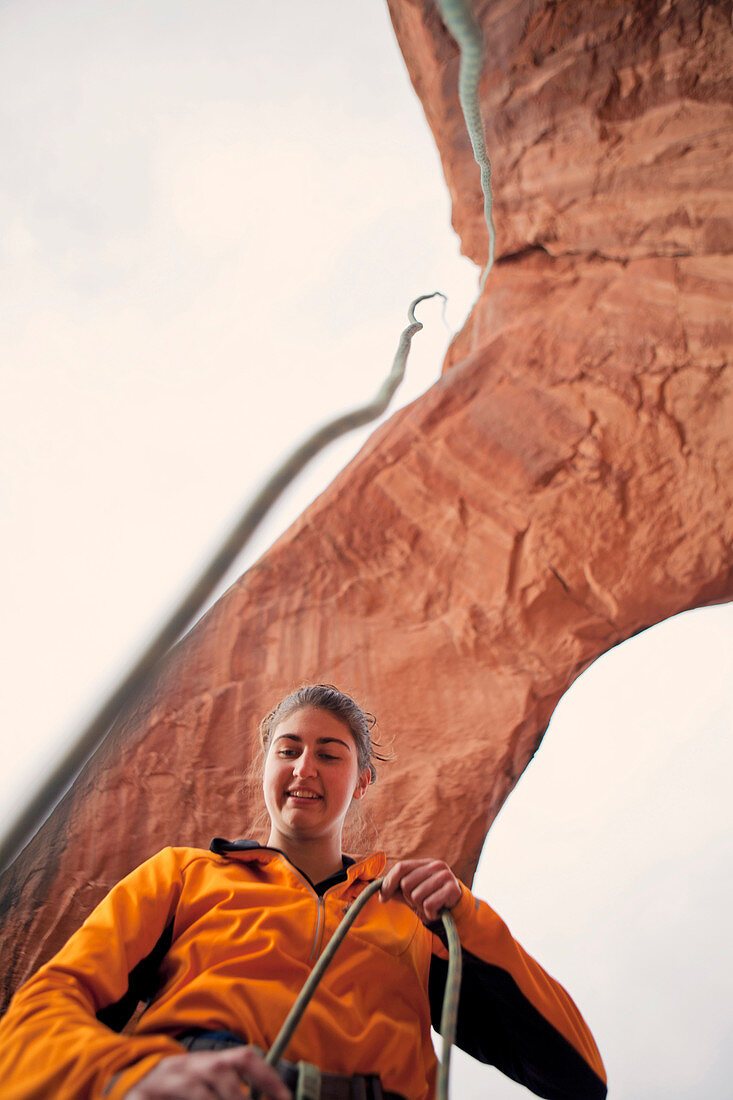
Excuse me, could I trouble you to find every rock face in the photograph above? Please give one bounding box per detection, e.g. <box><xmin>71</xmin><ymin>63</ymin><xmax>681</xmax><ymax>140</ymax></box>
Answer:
<box><xmin>1</xmin><ymin>0</ymin><xmax>731</xmax><ymax>1007</ymax></box>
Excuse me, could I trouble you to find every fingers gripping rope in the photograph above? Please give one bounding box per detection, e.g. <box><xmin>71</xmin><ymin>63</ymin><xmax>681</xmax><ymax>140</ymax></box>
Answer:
<box><xmin>261</xmin><ymin>878</ymin><xmax>462</xmax><ymax>1100</ymax></box>
<box><xmin>435</xmin><ymin>0</ymin><xmax>496</xmax><ymax>290</ymax></box>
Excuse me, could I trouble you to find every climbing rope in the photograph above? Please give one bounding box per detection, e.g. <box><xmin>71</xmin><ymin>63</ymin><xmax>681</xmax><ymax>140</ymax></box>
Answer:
<box><xmin>435</xmin><ymin>0</ymin><xmax>496</xmax><ymax>290</ymax></box>
<box><xmin>255</xmin><ymin>11</ymin><xmax>492</xmax><ymax>1075</ymax></box>
<box><xmin>437</xmin><ymin>907</ymin><xmax>462</xmax><ymax>1100</ymax></box>
<box><xmin>264</xmin><ymin>879</ymin><xmax>384</xmax><ymax>1068</ymax></box>
<box><xmin>3</xmin><ymin>9</ymin><xmax>490</xmax><ymax>1091</ymax></box>
<box><xmin>0</xmin><ymin>293</ymin><xmax>446</xmax><ymax>875</ymax></box>
<box><xmin>0</xmin><ymin>5</ymin><xmax>496</xmax><ymax>880</ymax></box>
<box><xmin>263</xmin><ymin>876</ymin><xmax>462</xmax><ymax>1100</ymax></box>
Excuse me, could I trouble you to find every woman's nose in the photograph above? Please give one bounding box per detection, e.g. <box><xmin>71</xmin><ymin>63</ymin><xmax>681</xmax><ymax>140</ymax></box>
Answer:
<box><xmin>293</xmin><ymin>750</ymin><xmax>317</xmax><ymax>777</ymax></box>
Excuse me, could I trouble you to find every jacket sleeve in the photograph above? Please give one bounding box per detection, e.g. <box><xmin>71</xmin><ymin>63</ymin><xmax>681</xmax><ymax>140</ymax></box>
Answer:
<box><xmin>429</xmin><ymin>882</ymin><xmax>607</xmax><ymax>1100</ymax></box>
<box><xmin>0</xmin><ymin>847</ymin><xmax>190</xmax><ymax>1100</ymax></box>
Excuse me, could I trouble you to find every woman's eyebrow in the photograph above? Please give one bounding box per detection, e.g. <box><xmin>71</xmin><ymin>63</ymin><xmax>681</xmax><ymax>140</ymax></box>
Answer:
<box><xmin>273</xmin><ymin>732</ymin><xmax>350</xmax><ymax>749</ymax></box>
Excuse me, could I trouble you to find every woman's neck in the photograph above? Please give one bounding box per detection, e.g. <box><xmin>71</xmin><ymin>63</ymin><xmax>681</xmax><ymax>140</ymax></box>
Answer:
<box><xmin>266</xmin><ymin>829</ymin><xmax>344</xmax><ymax>885</ymax></box>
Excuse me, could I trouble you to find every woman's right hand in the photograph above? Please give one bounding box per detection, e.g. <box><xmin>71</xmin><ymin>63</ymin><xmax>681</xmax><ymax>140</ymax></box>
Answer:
<box><xmin>122</xmin><ymin>1046</ymin><xmax>291</xmax><ymax>1100</ymax></box>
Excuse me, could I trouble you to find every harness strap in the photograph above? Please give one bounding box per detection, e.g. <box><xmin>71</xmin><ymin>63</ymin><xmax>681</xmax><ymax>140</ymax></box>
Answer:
<box><xmin>279</xmin><ymin>1060</ymin><xmax>403</xmax><ymax>1100</ymax></box>
<box><xmin>179</xmin><ymin>1033</ymin><xmax>405</xmax><ymax>1100</ymax></box>
<box><xmin>295</xmin><ymin>1060</ymin><xmax>321</xmax><ymax>1100</ymax></box>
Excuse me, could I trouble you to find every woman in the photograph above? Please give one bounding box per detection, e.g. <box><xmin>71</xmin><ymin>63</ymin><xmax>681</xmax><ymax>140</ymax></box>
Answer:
<box><xmin>0</xmin><ymin>685</ymin><xmax>607</xmax><ymax>1099</ymax></box>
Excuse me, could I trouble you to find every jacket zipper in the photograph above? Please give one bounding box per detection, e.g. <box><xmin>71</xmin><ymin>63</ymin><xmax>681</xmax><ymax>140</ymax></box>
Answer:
<box><xmin>312</xmin><ymin>896</ymin><xmax>325</xmax><ymax>959</ymax></box>
<box><xmin>259</xmin><ymin>849</ymin><xmax>373</xmax><ymax>961</ymax></box>
<box><xmin>313</xmin><ymin>881</ymin><xmax>364</xmax><ymax>959</ymax></box>
<box><xmin>271</xmin><ymin>855</ymin><xmax>325</xmax><ymax>960</ymax></box>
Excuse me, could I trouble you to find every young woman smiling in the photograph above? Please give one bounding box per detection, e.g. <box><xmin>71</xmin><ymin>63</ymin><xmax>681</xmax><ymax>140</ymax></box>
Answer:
<box><xmin>0</xmin><ymin>685</ymin><xmax>608</xmax><ymax>1100</ymax></box>
<box><xmin>261</xmin><ymin>706</ymin><xmax>372</xmax><ymax>886</ymax></box>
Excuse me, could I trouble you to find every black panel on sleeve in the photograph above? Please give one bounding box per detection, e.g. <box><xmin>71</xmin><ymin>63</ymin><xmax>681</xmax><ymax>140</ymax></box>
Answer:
<box><xmin>429</xmin><ymin>951</ymin><xmax>607</xmax><ymax>1100</ymax></box>
<box><xmin>96</xmin><ymin>918</ymin><xmax>175</xmax><ymax>1032</ymax></box>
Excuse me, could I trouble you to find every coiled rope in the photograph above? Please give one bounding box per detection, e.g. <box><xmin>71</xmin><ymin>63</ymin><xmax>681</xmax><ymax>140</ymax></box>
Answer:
<box><xmin>435</xmin><ymin>0</ymin><xmax>496</xmax><ymax>290</ymax></box>
<box><xmin>263</xmin><ymin>877</ymin><xmax>462</xmax><ymax>1100</ymax></box>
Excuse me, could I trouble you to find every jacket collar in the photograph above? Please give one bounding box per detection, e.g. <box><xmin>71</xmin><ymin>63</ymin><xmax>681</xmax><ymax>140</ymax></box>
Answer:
<box><xmin>210</xmin><ymin>837</ymin><xmax>386</xmax><ymax>885</ymax></box>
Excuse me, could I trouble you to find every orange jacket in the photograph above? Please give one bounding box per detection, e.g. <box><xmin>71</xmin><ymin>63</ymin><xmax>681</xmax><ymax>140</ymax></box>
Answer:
<box><xmin>0</xmin><ymin>842</ymin><xmax>607</xmax><ymax>1099</ymax></box>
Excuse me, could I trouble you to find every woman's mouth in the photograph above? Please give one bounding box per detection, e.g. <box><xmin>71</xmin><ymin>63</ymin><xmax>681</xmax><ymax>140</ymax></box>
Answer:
<box><xmin>286</xmin><ymin>789</ymin><xmax>322</xmax><ymax>801</ymax></box>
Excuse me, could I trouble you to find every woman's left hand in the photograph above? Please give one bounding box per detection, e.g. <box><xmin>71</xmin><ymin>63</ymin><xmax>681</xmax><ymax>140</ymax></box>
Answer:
<box><xmin>379</xmin><ymin>858</ymin><xmax>462</xmax><ymax>923</ymax></box>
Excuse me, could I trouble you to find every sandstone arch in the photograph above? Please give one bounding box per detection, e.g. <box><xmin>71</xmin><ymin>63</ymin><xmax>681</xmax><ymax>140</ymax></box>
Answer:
<box><xmin>1</xmin><ymin>0</ymin><xmax>730</xmax><ymax>1006</ymax></box>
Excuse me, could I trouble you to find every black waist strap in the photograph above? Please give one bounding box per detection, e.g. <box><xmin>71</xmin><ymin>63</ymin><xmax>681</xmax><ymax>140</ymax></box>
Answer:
<box><xmin>178</xmin><ymin>1030</ymin><xmax>406</xmax><ymax>1100</ymax></box>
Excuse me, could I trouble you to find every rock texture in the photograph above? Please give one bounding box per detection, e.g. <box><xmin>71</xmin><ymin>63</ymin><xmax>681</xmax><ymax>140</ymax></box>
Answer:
<box><xmin>1</xmin><ymin>0</ymin><xmax>731</xmax><ymax>1007</ymax></box>
<box><xmin>391</xmin><ymin>0</ymin><xmax>732</xmax><ymax>268</ymax></box>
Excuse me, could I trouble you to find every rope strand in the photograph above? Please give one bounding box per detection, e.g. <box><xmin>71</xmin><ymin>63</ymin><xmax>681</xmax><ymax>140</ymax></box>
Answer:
<box><xmin>0</xmin><ymin>293</ymin><xmax>445</xmax><ymax>875</ymax></box>
<box><xmin>262</xmin><ymin>877</ymin><xmax>462</xmax><ymax>1100</ymax></box>
<box><xmin>435</xmin><ymin>0</ymin><xmax>496</xmax><ymax>290</ymax></box>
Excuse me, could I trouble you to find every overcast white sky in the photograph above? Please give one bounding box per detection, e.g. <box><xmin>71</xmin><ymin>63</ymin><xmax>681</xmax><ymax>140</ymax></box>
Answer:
<box><xmin>1</xmin><ymin>3</ymin><xmax>731</xmax><ymax>1098</ymax></box>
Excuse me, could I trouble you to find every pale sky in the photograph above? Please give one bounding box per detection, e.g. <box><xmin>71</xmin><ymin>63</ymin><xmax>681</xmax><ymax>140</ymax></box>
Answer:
<box><xmin>1</xmin><ymin>3</ymin><xmax>731</xmax><ymax>1098</ymax></box>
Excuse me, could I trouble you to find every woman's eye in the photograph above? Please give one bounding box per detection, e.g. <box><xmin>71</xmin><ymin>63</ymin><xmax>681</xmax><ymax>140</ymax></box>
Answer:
<box><xmin>278</xmin><ymin>749</ymin><xmax>298</xmax><ymax>758</ymax></box>
<box><xmin>319</xmin><ymin>753</ymin><xmax>340</xmax><ymax>761</ymax></box>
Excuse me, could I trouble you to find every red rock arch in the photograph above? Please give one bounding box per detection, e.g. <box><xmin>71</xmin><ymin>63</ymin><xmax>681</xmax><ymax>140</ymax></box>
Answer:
<box><xmin>1</xmin><ymin>0</ymin><xmax>730</xmax><ymax>1006</ymax></box>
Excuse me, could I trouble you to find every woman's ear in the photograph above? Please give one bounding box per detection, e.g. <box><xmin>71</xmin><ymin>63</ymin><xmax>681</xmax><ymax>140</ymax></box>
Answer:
<box><xmin>353</xmin><ymin>768</ymin><xmax>371</xmax><ymax>801</ymax></box>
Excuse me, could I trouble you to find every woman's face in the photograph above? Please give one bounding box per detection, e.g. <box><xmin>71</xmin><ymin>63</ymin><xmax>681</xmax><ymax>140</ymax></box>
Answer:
<box><xmin>263</xmin><ymin>706</ymin><xmax>370</xmax><ymax>848</ymax></box>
